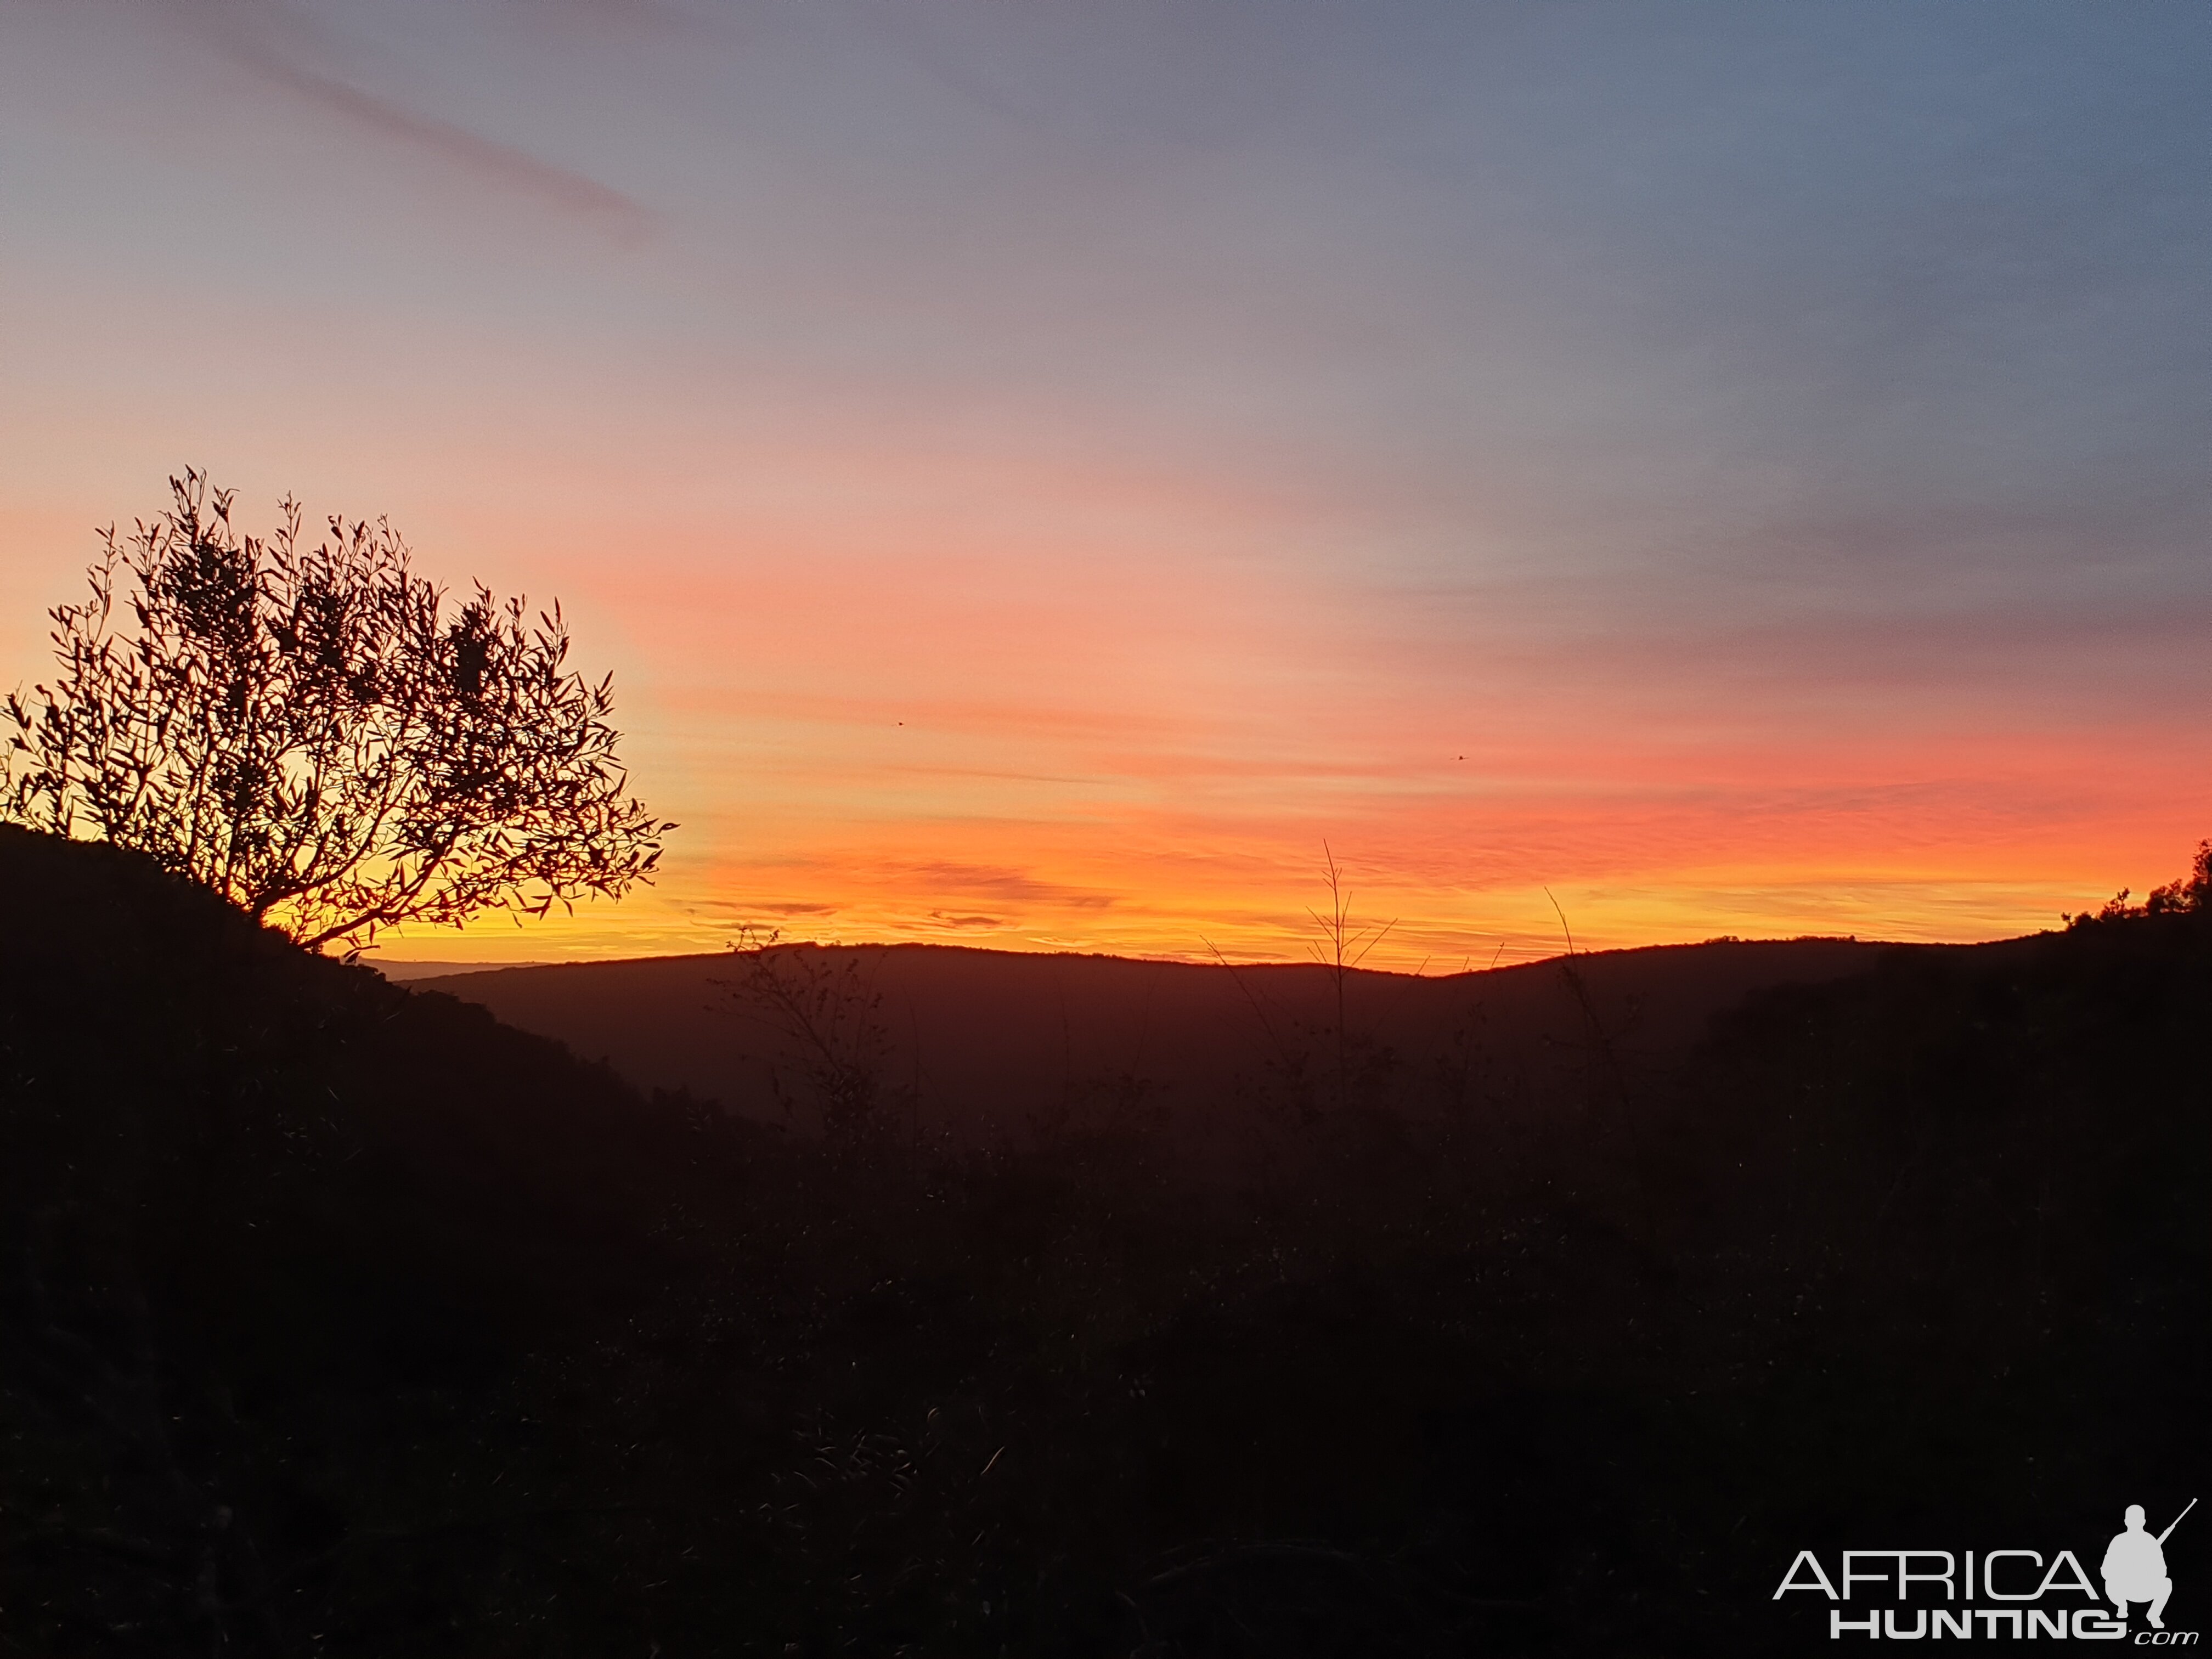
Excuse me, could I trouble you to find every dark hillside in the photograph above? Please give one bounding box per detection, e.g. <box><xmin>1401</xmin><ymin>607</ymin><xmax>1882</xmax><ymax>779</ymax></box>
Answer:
<box><xmin>4</xmin><ymin>825</ymin><xmax>2207</xmax><ymax>1656</ymax></box>
<box><xmin>0</xmin><ymin>827</ymin><xmax>722</xmax><ymax>1654</ymax></box>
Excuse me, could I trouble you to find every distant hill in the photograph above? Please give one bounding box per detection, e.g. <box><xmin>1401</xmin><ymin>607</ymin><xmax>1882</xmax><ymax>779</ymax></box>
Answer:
<box><xmin>366</xmin><ymin>957</ymin><xmax>551</xmax><ymax>982</ymax></box>
<box><xmin>413</xmin><ymin>934</ymin><xmax>1918</xmax><ymax>1143</ymax></box>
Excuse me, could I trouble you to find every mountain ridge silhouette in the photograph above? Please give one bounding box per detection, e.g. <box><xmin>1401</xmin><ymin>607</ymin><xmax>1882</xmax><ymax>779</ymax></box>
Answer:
<box><xmin>406</xmin><ymin>933</ymin><xmax>1944</xmax><ymax>1143</ymax></box>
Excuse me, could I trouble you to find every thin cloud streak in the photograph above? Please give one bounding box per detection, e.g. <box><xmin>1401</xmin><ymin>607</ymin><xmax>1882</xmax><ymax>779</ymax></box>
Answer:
<box><xmin>215</xmin><ymin>35</ymin><xmax>652</xmax><ymax>244</ymax></box>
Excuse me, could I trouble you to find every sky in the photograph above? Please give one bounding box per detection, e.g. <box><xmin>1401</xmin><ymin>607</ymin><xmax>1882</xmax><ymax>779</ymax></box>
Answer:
<box><xmin>2</xmin><ymin>0</ymin><xmax>2206</xmax><ymax>968</ymax></box>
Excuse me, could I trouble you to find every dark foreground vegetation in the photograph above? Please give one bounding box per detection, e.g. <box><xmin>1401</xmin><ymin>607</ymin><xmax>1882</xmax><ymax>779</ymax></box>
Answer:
<box><xmin>3</xmin><ymin>825</ymin><xmax>2206</xmax><ymax>1656</ymax></box>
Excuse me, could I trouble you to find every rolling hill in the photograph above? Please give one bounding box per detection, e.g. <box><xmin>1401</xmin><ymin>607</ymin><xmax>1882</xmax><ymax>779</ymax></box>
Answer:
<box><xmin>408</xmin><ymin>934</ymin><xmax>1907</xmax><ymax>1146</ymax></box>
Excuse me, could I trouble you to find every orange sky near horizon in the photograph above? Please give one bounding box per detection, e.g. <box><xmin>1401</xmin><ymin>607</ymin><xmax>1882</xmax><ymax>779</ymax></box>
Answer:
<box><xmin>2</xmin><ymin>3</ymin><xmax>2205</xmax><ymax>971</ymax></box>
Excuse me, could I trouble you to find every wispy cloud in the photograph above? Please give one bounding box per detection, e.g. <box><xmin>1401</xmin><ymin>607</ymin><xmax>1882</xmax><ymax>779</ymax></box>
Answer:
<box><xmin>927</xmin><ymin>911</ymin><xmax>1003</xmax><ymax>930</ymax></box>
<box><xmin>215</xmin><ymin>33</ymin><xmax>652</xmax><ymax>244</ymax></box>
<box><xmin>903</xmin><ymin>861</ymin><xmax>1116</xmax><ymax>909</ymax></box>
<box><xmin>682</xmin><ymin>897</ymin><xmax>839</xmax><ymax>918</ymax></box>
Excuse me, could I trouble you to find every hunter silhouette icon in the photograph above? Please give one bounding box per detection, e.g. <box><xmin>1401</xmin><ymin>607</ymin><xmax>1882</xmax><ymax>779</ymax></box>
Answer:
<box><xmin>2106</xmin><ymin>1499</ymin><xmax>2194</xmax><ymax>1628</ymax></box>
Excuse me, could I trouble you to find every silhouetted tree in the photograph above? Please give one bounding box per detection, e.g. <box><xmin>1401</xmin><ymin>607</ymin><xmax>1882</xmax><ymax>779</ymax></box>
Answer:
<box><xmin>719</xmin><ymin>928</ymin><xmax>905</xmax><ymax>1143</ymax></box>
<box><xmin>2066</xmin><ymin>839</ymin><xmax>2211</xmax><ymax>928</ymax></box>
<box><xmin>2</xmin><ymin>470</ymin><xmax>671</xmax><ymax>951</ymax></box>
<box><xmin>1305</xmin><ymin>842</ymin><xmax>1396</xmax><ymax>1109</ymax></box>
<box><xmin>2146</xmin><ymin>838</ymin><xmax>2212</xmax><ymax>915</ymax></box>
